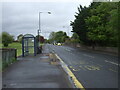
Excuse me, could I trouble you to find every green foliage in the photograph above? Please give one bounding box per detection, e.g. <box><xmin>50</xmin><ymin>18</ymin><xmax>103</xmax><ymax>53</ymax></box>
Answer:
<box><xmin>2</xmin><ymin>42</ymin><xmax>22</xmax><ymax>56</ymax></box>
<box><xmin>1</xmin><ymin>32</ymin><xmax>14</xmax><ymax>47</ymax></box>
<box><xmin>17</xmin><ymin>34</ymin><xmax>23</xmax><ymax>43</ymax></box>
<box><xmin>71</xmin><ymin>2</ymin><xmax>118</xmax><ymax>47</ymax></box>
<box><xmin>106</xmin><ymin>8</ymin><xmax>118</xmax><ymax>46</ymax></box>
<box><xmin>118</xmin><ymin>2</ymin><xmax>120</xmax><ymax>50</ymax></box>
<box><xmin>70</xmin><ymin>4</ymin><xmax>91</xmax><ymax>45</ymax></box>
<box><xmin>36</xmin><ymin>35</ymin><xmax>45</xmax><ymax>43</ymax></box>
<box><xmin>85</xmin><ymin>16</ymin><xmax>107</xmax><ymax>41</ymax></box>
<box><xmin>71</xmin><ymin>33</ymin><xmax>79</xmax><ymax>39</ymax></box>
<box><xmin>49</xmin><ymin>31</ymin><xmax>69</xmax><ymax>43</ymax></box>
<box><xmin>70</xmin><ymin>39</ymin><xmax>80</xmax><ymax>43</ymax></box>
<box><xmin>70</xmin><ymin>33</ymin><xmax>80</xmax><ymax>43</ymax></box>
<box><xmin>45</xmin><ymin>39</ymin><xmax>50</xmax><ymax>43</ymax></box>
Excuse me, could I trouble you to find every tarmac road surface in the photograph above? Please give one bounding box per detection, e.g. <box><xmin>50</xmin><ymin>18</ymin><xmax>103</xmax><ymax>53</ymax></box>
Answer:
<box><xmin>46</xmin><ymin>44</ymin><xmax>118</xmax><ymax>88</ymax></box>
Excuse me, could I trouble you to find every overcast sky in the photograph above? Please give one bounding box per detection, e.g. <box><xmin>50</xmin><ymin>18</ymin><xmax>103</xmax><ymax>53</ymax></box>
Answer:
<box><xmin>2</xmin><ymin>0</ymin><xmax>92</xmax><ymax>39</ymax></box>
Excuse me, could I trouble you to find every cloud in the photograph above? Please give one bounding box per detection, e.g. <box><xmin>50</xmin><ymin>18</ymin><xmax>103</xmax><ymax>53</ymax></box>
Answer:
<box><xmin>2</xmin><ymin>1</ymin><xmax>92</xmax><ymax>39</ymax></box>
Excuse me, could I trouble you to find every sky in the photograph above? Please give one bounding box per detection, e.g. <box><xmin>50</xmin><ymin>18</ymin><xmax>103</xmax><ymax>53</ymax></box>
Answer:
<box><xmin>1</xmin><ymin>0</ymin><xmax>93</xmax><ymax>40</ymax></box>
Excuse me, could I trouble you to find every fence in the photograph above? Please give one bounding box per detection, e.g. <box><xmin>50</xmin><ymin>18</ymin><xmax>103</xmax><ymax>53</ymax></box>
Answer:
<box><xmin>0</xmin><ymin>48</ymin><xmax>17</xmax><ymax>69</ymax></box>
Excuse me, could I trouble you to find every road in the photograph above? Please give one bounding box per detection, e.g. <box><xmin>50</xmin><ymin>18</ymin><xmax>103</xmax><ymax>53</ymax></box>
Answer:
<box><xmin>46</xmin><ymin>44</ymin><xmax>118</xmax><ymax>88</ymax></box>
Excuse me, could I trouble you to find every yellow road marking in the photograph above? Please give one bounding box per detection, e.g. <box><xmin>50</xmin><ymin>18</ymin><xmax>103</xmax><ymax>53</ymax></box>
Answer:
<box><xmin>79</xmin><ymin>66</ymin><xmax>86</xmax><ymax>71</ymax></box>
<box><xmin>55</xmin><ymin>54</ymin><xmax>85</xmax><ymax>89</ymax></box>
<box><xmin>69</xmin><ymin>66</ymin><xmax>73</xmax><ymax>68</ymax></box>
<box><xmin>84</xmin><ymin>65</ymin><xmax>100</xmax><ymax>70</ymax></box>
<box><xmin>72</xmin><ymin>68</ymin><xmax>80</xmax><ymax>71</ymax></box>
<box><xmin>109</xmin><ymin>68</ymin><xmax>118</xmax><ymax>73</ymax></box>
<box><xmin>84</xmin><ymin>66</ymin><xmax>92</xmax><ymax>70</ymax></box>
<box><xmin>69</xmin><ymin>66</ymin><xmax>80</xmax><ymax>71</ymax></box>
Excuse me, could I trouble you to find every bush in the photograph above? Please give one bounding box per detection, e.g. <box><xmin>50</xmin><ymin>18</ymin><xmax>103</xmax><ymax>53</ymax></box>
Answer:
<box><xmin>1</xmin><ymin>32</ymin><xmax>14</xmax><ymax>47</ymax></box>
<box><xmin>70</xmin><ymin>39</ymin><xmax>80</xmax><ymax>43</ymax></box>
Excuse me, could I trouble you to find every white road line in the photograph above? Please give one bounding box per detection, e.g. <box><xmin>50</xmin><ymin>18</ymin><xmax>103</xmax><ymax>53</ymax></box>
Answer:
<box><xmin>83</xmin><ymin>54</ymin><xmax>95</xmax><ymax>58</ymax></box>
<box><xmin>65</xmin><ymin>49</ymin><xmax>71</xmax><ymax>52</ymax></box>
<box><xmin>105</xmin><ymin>60</ymin><xmax>118</xmax><ymax>66</ymax></box>
<box><xmin>60</xmin><ymin>46</ymin><xmax>72</xmax><ymax>52</ymax></box>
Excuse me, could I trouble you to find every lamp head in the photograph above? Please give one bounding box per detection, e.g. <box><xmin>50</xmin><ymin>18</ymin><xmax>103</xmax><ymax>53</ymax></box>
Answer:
<box><xmin>48</xmin><ymin>12</ymin><xmax>51</xmax><ymax>14</ymax></box>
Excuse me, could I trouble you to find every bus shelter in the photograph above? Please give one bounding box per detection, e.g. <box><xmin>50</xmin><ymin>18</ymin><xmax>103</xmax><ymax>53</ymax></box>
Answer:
<box><xmin>22</xmin><ymin>34</ymin><xmax>37</xmax><ymax>57</ymax></box>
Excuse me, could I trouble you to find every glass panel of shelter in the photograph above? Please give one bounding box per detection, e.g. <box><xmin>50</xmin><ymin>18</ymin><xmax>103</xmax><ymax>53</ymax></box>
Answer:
<box><xmin>22</xmin><ymin>34</ymin><xmax>37</xmax><ymax>57</ymax></box>
<box><xmin>24</xmin><ymin>38</ymin><xmax>29</xmax><ymax>56</ymax></box>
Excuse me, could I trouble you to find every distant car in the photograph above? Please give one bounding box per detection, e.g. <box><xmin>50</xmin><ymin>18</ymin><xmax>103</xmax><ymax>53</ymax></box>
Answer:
<box><xmin>53</xmin><ymin>43</ymin><xmax>57</xmax><ymax>45</ymax></box>
<box><xmin>57</xmin><ymin>43</ymin><xmax>62</xmax><ymax>46</ymax></box>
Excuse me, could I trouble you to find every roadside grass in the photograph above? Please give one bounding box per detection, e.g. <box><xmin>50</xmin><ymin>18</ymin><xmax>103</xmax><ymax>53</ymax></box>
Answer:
<box><xmin>40</xmin><ymin>43</ymin><xmax>44</xmax><ymax>46</ymax></box>
<box><xmin>0</xmin><ymin>42</ymin><xmax>44</xmax><ymax>70</ymax></box>
<box><xmin>2</xmin><ymin>42</ymin><xmax>22</xmax><ymax>56</ymax></box>
<box><xmin>0</xmin><ymin>43</ymin><xmax>2</xmax><ymax>48</ymax></box>
<box><xmin>1</xmin><ymin>42</ymin><xmax>44</xmax><ymax>56</ymax></box>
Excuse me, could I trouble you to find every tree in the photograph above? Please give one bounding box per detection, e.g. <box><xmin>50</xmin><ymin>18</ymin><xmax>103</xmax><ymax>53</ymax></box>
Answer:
<box><xmin>71</xmin><ymin>2</ymin><xmax>118</xmax><ymax>47</ymax></box>
<box><xmin>71</xmin><ymin>33</ymin><xmax>79</xmax><ymax>40</ymax></box>
<box><xmin>1</xmin><ymin>32</ymin><xmax>14</xmax><ymax>47</ymax></box>
<box><xmin>118</xmin><ymin>2</ymin><xmax>120</xmax><ymax>49</ymax></box>
<box><xmin>55</xmin><ymin>31</ymin><xmax>68</xmax><ymax>43</ymax></box>
<box><xmin>85</xmin><ymin>16</ymin><xmax>106</xmax><ymax>45</ymax></box>
<box><xmin>70</xmin><ymin>5</ymin><xmax>91</xmax><ymax>45</ymax></box>
<box><xmin>71</xmin><ymin>33</ymin><xmax>80</xmax><ymax>43</ymax></box>
<box><xmin>48</xmin><ymin>31</ymin><xmax>69</xmax><ymax>43</ymax></box>
<box><xmin>49</xmin><ymin>32</ymin><xmax>56</xmax><ymax>43</ymax></box>
<box><xmin>106</xmin><ymin>4</ymin><xmax>118</xmax><ymax>46</ymax></box>
<box><xmin>39</xmin><ymin>36</ymin><xmax>45</xmax><ymax>43</ymax></box>
<box><xmin>17</xmin><ymin>34</ymin><xmax>23</xmax><ymax>43</ymax></box>
<box><xmin>36</xmin><ymin>35</ymin><xmax>45</xmax><ymax>43</ymax></box>
<box><xmin>85</xmin><ymin>2</ymin><xmax>118</xmax><ymax>47</ymax></box>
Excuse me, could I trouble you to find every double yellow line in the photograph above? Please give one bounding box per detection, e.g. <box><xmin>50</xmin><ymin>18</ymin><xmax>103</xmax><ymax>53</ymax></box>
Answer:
<box><xmin>55</xmin><ymin>54</ymin><xmax>85</xmax><ymax>90</ymax></box>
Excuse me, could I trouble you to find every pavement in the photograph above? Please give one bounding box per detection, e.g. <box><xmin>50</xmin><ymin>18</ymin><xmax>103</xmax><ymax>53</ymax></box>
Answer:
<box><xmin>47</xmin><ymin>44</ymin><xmax>118</xmax><ymax>88</ymax></box>
<box><xmin>2</xmin><ymin>46</ymin><xmax>72</xmax><ymax>88</ymax></box>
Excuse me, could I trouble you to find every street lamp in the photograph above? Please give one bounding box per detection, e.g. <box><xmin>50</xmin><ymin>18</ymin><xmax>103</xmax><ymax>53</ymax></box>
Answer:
<box><xmin>38</xmin><ymin>11</ymin><xmax>51</xmax><ymax>46</ymax></box>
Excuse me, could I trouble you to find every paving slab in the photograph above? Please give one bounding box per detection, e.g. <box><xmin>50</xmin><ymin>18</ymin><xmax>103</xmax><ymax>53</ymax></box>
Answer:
<box><xmin>2</xmin><ymin>53</ymin><xmax>71</xmax><ymax>88</ymax></box>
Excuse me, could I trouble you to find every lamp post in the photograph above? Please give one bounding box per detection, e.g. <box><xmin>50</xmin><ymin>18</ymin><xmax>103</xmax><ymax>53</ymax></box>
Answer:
<box><xmin>38</xmin><ymin>12</ymin><xmax>51</xmax><ymax>47</ymax></box>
